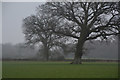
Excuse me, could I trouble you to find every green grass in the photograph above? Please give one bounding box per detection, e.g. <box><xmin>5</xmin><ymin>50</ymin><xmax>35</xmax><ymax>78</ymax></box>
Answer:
<box><xmin>0</xmin><ymin>61</ymin><xmax>2</xmax><ymax>79</ymax></box>
<box><xmin>2</xmin><ymin>61</ymin><xmax>119</xmax><ymax>78</ymax></box>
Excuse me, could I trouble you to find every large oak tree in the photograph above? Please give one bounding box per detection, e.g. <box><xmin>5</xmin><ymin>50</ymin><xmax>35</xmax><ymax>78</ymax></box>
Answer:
<box><xmin>38</xmin><ymin>2</ymin><xmax>120</xmax><ymax>64</ymax></box>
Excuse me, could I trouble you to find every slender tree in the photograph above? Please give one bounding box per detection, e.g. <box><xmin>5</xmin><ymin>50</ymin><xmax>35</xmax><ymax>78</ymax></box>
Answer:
<box><xmin>38</xmin><ymin>2</ymin><xmax>120</xmax><ymax>64</ymax></box>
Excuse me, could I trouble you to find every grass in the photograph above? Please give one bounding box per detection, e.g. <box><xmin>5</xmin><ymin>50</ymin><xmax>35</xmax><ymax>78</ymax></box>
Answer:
<box><xmin>0</xmin><ymin>61</ymin><xmax>2</xmax><ymax>79</ymax></box>
<box><xmin>2</xmin><ymin>61</ymin><xmax>119</xmax><ymax>78</ymax></box>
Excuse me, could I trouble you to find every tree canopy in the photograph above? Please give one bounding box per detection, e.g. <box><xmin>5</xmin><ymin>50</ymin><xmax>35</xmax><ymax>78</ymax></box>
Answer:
<box><xmin>23</xmin><ymin>2</ymin><xmax>120</xmax><ymax>64</ymax></box>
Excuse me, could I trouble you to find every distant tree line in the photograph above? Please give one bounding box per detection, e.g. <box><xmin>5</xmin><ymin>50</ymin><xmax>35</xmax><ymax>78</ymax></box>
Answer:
<box><xmin>2</xmin><ymin>43</ymin><xmax>76</xmax><ymax>60</ymax></box>
<box><xmin>1</xmin><ymin>38</ymin><xmax>118</xmax><ymax>61</ymax></box>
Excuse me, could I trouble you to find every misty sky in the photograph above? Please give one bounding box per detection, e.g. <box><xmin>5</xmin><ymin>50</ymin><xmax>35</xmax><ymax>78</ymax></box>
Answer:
<box><xmin>0</xmin><ymin>2</ymin><xmax>1</xmax><ymax>61</ymax></box>
<box><xmin>2</xmin><ymin>2</ymin><xmax>44</xmax><ymax>44</ymax></box>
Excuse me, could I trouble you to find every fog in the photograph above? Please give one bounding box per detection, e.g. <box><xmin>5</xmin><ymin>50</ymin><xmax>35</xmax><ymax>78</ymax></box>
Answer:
<box><xmin>2</xmin><ymin>2</ymin><xmax>43</xmax><ymax>44</ymax></box>
<box><xmin>1</xmin><ymin>39</ymin><xmax>118</xmax><ymax>60</ymax></box>
<box><xmin>1</xmin><ymin>2</ymin><xmax>119</xmax><ymax>60</ymax></box>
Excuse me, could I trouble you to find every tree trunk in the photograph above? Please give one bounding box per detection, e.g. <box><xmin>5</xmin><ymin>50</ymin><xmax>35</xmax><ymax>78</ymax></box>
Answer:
<box><xmin>71</xmin><ymin>30</ymin><xmax>87</xmax><ymax>64</ymax></box>
<box><xmin>45</xmin><ymin>49</ymin><xmax>49</xmax><ymax>61</ymax></box>
<box><xmin>71</xmin><ymin>40</ymin><xmax>84</xmax><ymax>64</ymax></box>
<box><xmin>44</xmin><ymin>45</ymin><xmax>49</xmax><ymax>61</ymax></box>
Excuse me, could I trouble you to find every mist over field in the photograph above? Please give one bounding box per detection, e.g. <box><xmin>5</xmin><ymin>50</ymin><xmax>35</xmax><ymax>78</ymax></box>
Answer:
<box><xmin>1</xmin><ymin>2</ymin><xmax>119</xmax><ymax>61</ymax></box>
<box><xmin>1</xmin><ymin>39</ymin><xmax>118</xmax><ymax>60</ymax></box>
<box><xmin>1</xmin><ymin>2</ymin><xmax>120</xmax><ymax>79</ymax></box>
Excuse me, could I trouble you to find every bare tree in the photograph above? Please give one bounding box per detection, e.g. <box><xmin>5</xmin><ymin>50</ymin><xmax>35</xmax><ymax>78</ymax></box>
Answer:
<box><xmin>38</xmin><ymin>2</ymin><xmax>120</xmax><ymax>64</ymax></box>
<box><xmin>22</xmin><ymin>12</ymin><xmax>64</xmax><ymax>61</ymax></box>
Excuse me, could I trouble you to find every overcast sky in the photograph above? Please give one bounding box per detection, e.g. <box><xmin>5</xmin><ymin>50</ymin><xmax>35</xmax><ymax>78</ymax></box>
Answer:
<box><xmin>2</xmin><ymin>2</ymin><xmax>44</xmax><ymax>44</ymax></box>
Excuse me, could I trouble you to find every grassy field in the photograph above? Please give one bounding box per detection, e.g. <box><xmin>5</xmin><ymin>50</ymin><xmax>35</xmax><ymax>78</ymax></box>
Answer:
<box><xmin>2</xmin><ymin>61</ymin><xmax>119</xmax><ymax>78</ymax></box>
<box><xmin>0</xmin><ymin>61</ymin><xmax>2</xmax><ymax>79</ymax></box>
